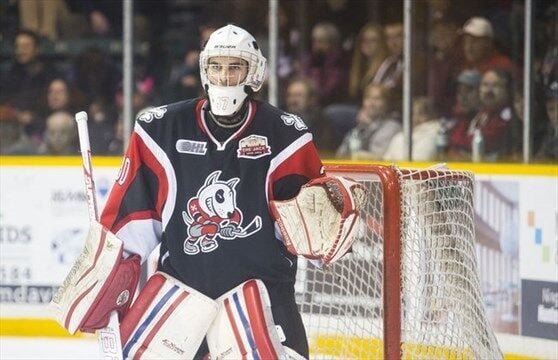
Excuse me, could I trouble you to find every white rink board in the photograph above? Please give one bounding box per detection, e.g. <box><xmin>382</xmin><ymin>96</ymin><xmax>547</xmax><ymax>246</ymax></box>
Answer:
<box><xmin>0</xmin><ymin>337</ymin><xmax>99</xmax><ymax>359</ymax></box>
<box><xmin>0</xmin><ymin>161</ymin><xmax>556</xmax><ymax>358</ymax></box>
<box><xmin>0</xmin><ymin>165</ymin><xmax>118</xmax><ymax>313</ymax></box>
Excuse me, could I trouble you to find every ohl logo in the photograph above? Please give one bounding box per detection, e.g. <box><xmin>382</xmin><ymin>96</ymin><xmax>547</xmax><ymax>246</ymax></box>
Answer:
<box><xmin>182</xmin><ymin>171</ymin><xmax>261</xmax><ymax>255</ymax></box>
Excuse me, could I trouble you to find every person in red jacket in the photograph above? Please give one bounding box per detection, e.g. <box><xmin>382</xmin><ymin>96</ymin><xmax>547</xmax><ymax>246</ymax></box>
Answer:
<box><xmin>449</xmin><ymin>68</ymin><xmax>521</xmax><ymax>161</ymax></box>
<box><xmin>459</xmin><ymin>17</ymin><xmax>520</xmax><ymax>81</ymax></box>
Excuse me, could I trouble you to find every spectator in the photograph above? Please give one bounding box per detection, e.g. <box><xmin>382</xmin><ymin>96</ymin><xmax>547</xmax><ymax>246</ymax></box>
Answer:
<box><xmin>427</xmin><ymin>0</ymin><xmax>456</xmax><ymax>23</ymax></box>
<box><xmin>427</xmin><ymin>21</ymin><xmax>461</xmax><ymax>116</ymax></box>
<box><xmin>336</xmin><ymin>84</ymin><xmax>401</xmax><ymax>160</ymax></box>
<box><xmin>72</xmin><ymin>47</ymin><xmax>121</xmax><ymax>107</ymax></box>
<box><xmin>0</xmin><ymin>29</ymin><xmax>55</xmax><ymax>138</ymax></box>
<box><xmin>64</xmin><ymin>0</ymin><xmax>122</xmax><ymax>37</ymax></box>
<box><xmin>0</xmin><ymin>107</ymin><xmax>39</xmax><ymax>155</ymax></box>
<box><xmin>38</xmin><ymin>111</ymin><xmax>78</xmax><ymax>155</ymax></box>
<box><xmin>373</xmin><ymin>22</ymin><xmax>404</xmax><ymax>90</ymax></box>
<box><xmin>168</xmin><ymin>50</ymin><xmax>201</xmax><ymax>103</ymax></box>
<box><xmin>0</xmin><ymin>107</ymin><xmax>20</xmax><ymax>154</ymax></box>
<box><xmin>46</xmin><ymin>78</ymin><xmax>72</xmax><ymax>112</ymax></box>
<box><xmin>460</xmin><ymin>17</ymin><xmax>519</xmax><ymax>79</ymax></box>
<box><xmin>39</xmin><ymin>77</ymin><xmax>85</xmax><ymax>123</ymax></box>
<box><xmin>348</xmin><ymin>23</ymin><xmax>388</xmax><ymax>102</ymax></box>
<box><xmin>383</xmin><ymin>97</ymin><xmax>442</xmax><ymax>161</ymax></box>
<box><xmin>300</xmin><ymin>22</ymin><xmax>348</xmax><ymax>105</ymax></box>
<box><xmin>107</xmin><ymin>117</ymin><xmax>124</xmax><ymax>156</ymax></box>
<box><xmin>452</xmin><ymin>69</ymin><xmax>482</xmax><ymax>125</ymax></box>
<box><xmin>285</xmin><ymin>78</ymin><xmax>332</xmax><ymax>153</ymax></box>
<box><xmin>449</xmin><ymin>69</ymin><xmax>520</xmax><ymax>161</ymax></box>
<box><xmin>87</xmin><ymin>99</ymin><xmax>117</xmax><ymax>155</ymax></box>
<box><xmin>372</xmin><ymin>22</ymin><xmax>405</xmax><ymax>113</ymax></box>
<box><xmin>107</xmin><ymin>77</ymin><xmax>156</xmax><ymax>154</ymax></box>
<box><xmin>536</xmin><ymin>81</ymin><xmax>558</xmax><ymax>160</ymax></box>
<box><xmin>167</xmin><ymin>23</ymin><xmax>218</xmax><ymax>103</ymax></box>
<box><xmin>17</xmin><ymin>0</ymin><xmax>70</xmax><ymax>40</ymax></box>
<box><xmin>312</xmin><ymin>0</ymin><xmax>367</xmax><ymax>50</ymax></box>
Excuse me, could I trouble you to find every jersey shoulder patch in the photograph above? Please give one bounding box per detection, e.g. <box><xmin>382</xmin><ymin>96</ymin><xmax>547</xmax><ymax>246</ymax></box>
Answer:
<box><xmin>137</xmin><ymin>99</ymin><xmax>199</xmax><ymax>123</ymax></box>
<box><xmin>280</xmin><ymin>112</ymin><xmax>308</xmax><ymax>131</ymax></box>
<box><xmin>137</xmin><ymin>106</ymin><xmax>168</xmax><ymax>123</ymax></box>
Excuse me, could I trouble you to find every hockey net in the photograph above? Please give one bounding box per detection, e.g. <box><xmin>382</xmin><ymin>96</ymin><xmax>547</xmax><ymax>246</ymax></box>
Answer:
<box><xmin>295</xmin><ymin>164</ymin><xmax>502</xmax><ymax>360</ymax></box>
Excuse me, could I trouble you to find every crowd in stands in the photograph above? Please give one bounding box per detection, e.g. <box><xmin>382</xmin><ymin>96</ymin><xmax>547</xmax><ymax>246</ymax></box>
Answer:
<box><xmin>0</xmin><ymin>0</ymin><xmax>556</xmax><ymax>162</ymax></box>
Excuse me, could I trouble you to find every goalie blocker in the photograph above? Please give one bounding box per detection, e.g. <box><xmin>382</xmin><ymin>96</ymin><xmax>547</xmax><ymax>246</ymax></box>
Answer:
<box><xmin>50</xmin><ymin>220</ymin><xmax>140</xmax><ymax>334</ymax></box>
<box><xmin>270</xmin><ymin>176</ymin><xmax>367</xmax><ymax>265</ymax></box>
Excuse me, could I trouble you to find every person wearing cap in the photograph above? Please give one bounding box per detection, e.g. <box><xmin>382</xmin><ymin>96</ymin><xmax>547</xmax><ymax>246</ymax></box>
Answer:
<box><xmin>452</xmin><ymin>69</ymin><xmax>482</xmax><ymax>124</ymax></box>
<box><xmin>449</xmin><ymin>68</ymin><xmax>521</xmax><ymax>161</ymax></box>
<box><xmin>460</xmin><ymin>17</ymin><xmax>519</xmax><ymax>80</ymax></box>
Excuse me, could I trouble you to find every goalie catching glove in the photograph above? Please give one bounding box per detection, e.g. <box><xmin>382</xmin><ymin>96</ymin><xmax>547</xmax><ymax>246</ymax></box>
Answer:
<box><xmin>270</xmin><ymin>175</ymin><xmax>367</xmax><ymax>265</ymax></box>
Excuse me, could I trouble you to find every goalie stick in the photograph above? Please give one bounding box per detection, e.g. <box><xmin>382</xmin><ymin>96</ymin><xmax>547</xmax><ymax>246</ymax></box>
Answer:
<box><xmin>75</xmin><ymin>111</ymin><xmax>124</xmax><ymax>360</ymax></box>
<box><xmin>230</xmin><ymin>215</ymin><xmax>262</xmax><ymax>238</ymax></box>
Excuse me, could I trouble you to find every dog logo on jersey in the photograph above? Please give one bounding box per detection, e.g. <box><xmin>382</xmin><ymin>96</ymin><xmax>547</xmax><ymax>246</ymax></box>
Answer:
<box><xmin>182</xmin><ymin>170</ymin><xmax>262</xmax><ymax>255</ymax></box>
<box><xmin>237</xmin><ymin>135</ymin><xmax>271</xmax><ymax>159</ymax></box>
<box><xmin>137</xmin><ymin>106</ymin><xmax>167</xmax><ymax>123</ymax></box>
<box><xmin>281</xmin><ymin>113</ymin><xmax>308</xmax><ymax>131</ymax></box>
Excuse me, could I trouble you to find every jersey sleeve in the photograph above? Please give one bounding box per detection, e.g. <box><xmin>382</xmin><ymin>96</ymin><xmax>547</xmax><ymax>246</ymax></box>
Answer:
<box><xmin>100</xmin><ymin>122</ymin><xmax>170</xmax><ymax>261</ymax></box>
<box><xmin>267</xmin><ymin>121</ymin><xmax>324</xmax><ymax>203</ymax></box>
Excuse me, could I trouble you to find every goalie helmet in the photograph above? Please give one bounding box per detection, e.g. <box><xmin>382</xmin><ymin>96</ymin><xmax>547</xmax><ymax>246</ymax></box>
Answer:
<box><xmin>200</xmin><ymin>24</ymin><xmax>267</xmax><ymax>116</ymax></box>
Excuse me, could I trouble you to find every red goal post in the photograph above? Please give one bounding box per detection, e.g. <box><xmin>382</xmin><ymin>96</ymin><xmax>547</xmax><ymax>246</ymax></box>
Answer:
<box><xmin>294</xmin><ymin>164</ymin><xmax>502</xmax><ymax>359</ymax></box>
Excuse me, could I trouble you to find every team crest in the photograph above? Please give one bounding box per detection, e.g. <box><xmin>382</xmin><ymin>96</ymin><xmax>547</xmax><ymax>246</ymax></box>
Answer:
<box><xmin>281</xmin><ymin>113</ymin><xmax>308</xmax><ymax>131</ymax></box>
<box><xmin>237</xmin><ymin>135</ymin><xmax>271</xmax><ymax>159</ymax></box>
<box><xmin>137</xmin><ymin>106</ymin><xmax>167</xmax><ymax>123</ymax></box>
<box><xmin>182</xmin><ymin>170</ymin><xmax>262</xmax><ymax>255</ymax></box>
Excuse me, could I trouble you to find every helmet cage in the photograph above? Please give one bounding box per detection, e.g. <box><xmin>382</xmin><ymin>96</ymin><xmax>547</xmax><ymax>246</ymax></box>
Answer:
<box><xmin>200</xmin><ymin>48</ymin><xmax>266</xmax><ymax>92</ymax></box>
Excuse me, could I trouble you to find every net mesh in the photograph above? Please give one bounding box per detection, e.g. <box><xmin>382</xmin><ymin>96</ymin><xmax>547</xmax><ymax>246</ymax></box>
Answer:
<box><xmin>295</xmin><ymin>165</ymin><xmax>502</xmax><ymax>359</ymax></box>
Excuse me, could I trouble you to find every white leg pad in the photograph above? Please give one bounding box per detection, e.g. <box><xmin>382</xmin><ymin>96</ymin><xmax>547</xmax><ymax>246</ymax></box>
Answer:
<box><xmin>207</xmin><ymin>279</ymin><xmax>285</xmax><ymax>360</ymax></box>
<box><xmin>120</xmin><ymin>272</ymin><xmax>219</xmax><ymax>359</ymax></box>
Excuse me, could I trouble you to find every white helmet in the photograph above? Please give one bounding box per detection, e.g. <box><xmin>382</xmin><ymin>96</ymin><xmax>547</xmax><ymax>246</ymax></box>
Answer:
<box><xmin>199</xmin><ymin>24</ymin><xmax>267</xmax><ymax>116</ymax></box>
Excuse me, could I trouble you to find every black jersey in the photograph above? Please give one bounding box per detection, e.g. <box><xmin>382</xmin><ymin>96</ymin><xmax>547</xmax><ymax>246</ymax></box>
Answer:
<box><xmin>100</xmin><ymin>98</ymin><xmax>323</xmax><ymax>303</ymax></box>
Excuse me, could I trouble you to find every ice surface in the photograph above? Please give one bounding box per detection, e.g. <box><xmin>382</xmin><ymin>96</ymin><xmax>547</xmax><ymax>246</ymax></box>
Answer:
<box><xmin>0</xmin><ymin>337</ymin><xmax>99</xmax><ymax>359</ymax></box>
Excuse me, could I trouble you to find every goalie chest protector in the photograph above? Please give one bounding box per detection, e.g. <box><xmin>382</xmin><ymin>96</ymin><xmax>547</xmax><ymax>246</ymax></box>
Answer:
<box><xmin>103</xmin><ymin>98</ymin><xmax>323</xmax><ymax>301</ymax></box>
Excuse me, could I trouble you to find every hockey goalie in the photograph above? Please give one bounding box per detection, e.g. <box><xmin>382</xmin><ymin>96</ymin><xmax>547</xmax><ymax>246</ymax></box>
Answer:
<box><xmin>51</xmin><ymin>23</ymin><xmax>367</xmax><ymax>360</ymax></box>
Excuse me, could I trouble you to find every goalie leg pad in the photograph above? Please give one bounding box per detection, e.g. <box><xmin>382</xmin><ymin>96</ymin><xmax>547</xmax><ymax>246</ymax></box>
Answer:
<box><xmin>120</xmin><ymin>271</ymin><xmax>219</xmax><ymax>359</ymax></box>
<box><xmin>207</xmin><ymin>279</ymin><xmax>285</xmax><ymax>360</ymax></box>
<box><xmin>49</xmin><ymin>220</ymin><xmax>140</xmax><ymax>334</ymax></box>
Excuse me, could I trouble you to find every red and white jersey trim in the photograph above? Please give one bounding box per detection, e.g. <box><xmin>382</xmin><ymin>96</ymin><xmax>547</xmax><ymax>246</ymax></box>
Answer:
<box><xmin>196</xmin><ymin>99</ymin><xmax>256</xmax><ymax>151</ymax></box>
<box><xmin>135</xmin><ymin>123</ymin><xmax>177</xmax><ymax>231</ymax></box>
<box><xmin>265</xmin><ymin>132</ymin><xmax>313</xmax><ymax>203</ymax></box>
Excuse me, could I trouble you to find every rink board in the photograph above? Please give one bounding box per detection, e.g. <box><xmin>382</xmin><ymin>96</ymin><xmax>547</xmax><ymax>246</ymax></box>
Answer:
<box><xmin>0</xmin><ymin>157</ymin><xmax>556</xmax><ymax>359</ymax></box>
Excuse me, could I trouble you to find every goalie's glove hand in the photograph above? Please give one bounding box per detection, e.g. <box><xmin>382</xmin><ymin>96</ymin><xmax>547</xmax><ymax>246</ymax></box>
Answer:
<box><xmin>270</xmin><ymin>175</ymin><xmax>367</xmax><ymax>265</ymax></box>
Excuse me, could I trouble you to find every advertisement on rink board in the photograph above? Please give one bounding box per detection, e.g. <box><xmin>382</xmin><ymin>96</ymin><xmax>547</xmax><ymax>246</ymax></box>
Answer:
<box><xmin>0</xmin><ymin>161</ymin><xmax>556</xmax><ymax>342</ymax></box>
<box><xmin>0</xmin><ymin>165</ymin><xmax>117</xmax><ymax>306</ymax></box>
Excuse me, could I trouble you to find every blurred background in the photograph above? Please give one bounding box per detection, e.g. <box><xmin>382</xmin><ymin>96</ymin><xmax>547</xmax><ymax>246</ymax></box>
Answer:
<box><xmin>0</xmin><ymin>0</ymin><xmax>556</xmax><ymax>163</ymax></box>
